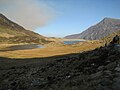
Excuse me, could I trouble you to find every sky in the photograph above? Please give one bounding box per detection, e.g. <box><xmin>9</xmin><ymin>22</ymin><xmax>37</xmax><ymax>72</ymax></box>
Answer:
<box><xmin>0</xmin><ymin>0</ymin><xmax>120</xmax><ymax>37</ymax></box>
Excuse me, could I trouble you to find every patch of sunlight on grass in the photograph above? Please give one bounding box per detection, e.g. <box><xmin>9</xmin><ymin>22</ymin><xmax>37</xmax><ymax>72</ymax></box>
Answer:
<box><xmin>0</xmin><ymin>41</ymin><xmax>102</xmax><ymax>59</ymax></box>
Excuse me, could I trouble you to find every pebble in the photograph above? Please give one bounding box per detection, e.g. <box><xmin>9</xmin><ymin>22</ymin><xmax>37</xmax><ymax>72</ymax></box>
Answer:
<box><xmin>115</xmin><ymin>67</ymin><xmax>120</xmax><ymax>72</ymax></box>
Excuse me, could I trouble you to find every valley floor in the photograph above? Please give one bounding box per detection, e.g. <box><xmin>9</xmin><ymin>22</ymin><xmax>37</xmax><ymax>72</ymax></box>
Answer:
<box><xmin>0</xmin><ymin>40</ymin><xmax>102</xmax><ymax>58</ymax></box>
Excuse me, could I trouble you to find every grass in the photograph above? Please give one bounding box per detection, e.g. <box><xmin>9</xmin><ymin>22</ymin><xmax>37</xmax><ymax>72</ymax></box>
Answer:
<box><xmin>0</xmin><ymin>41</ymin><xmax>102</xmax><ymax>59</ymax></box>
<box><xmin>101</xmin><ymin>30</ymin><xmax>120</xmax><ymax>44</ymax></box>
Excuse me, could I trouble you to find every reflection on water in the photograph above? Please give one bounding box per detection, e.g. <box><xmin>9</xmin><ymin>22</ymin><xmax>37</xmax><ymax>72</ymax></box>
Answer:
<box><xmin>64</xmin><ymin>40</ymin><xmax>84</xmax><ymax>44</ymax></box>
<box><xmin>9</xmin><ymin>44</ymin><xmax>44</xmax><ymax>51</ymax></box>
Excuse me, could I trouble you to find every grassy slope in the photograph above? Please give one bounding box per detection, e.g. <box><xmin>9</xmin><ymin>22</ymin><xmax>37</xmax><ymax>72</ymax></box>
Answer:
<box><xmin>0</xmin><ymin>14</ymin><xmax>49</xmax><ymax>44</ymax></box>
<box><xmin>101</xmin><ymin>30</ymin><xmax>120</xmax><ymax>44</ymax></box>
<box><xmin>0</xmin><ymin>26</ymin><xmax>49</xmax><ymax>44</ymax></box>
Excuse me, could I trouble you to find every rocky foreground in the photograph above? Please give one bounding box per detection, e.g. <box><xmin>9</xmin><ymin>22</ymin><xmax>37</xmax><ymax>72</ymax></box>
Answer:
<box><xmin>0</xmin><ymin>44</ymin><xmax>120</xmax><ymax>90</ymax></box>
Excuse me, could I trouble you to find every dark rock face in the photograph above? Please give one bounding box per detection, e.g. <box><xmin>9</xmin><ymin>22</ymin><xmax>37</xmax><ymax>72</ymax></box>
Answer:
<box><xmin>0</xmin><ymin>43</ymin><xmax>120</xmax><ymax>90</ymax></box>
<box><xmin>65</xmin><ymin>18</ymin><xmax>120</xmax><ymax>40</ymax></box>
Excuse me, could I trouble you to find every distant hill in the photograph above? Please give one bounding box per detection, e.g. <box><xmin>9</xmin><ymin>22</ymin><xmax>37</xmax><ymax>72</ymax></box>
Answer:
<box><xmin>0</xmin><ymin>13</ymin><xmax>48</xmax><ymax>44</ymax></box>
<box><xmin>64</xmin><ymin>18</ymin><xmax>120</xmax><ymax>40</ymax></box>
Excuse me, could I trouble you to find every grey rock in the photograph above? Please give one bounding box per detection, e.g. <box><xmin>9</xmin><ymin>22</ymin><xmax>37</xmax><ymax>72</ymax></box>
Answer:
<box><xmin>113</xmin><ymin>77</ymin><xmax>120</xmax><ymax>90</ymax></box>
<box><xmin>115</xmin><ymin>67</ymin><xmax>120</xmax><ymax>72</ymax></box>
<box><xmin>65</xmin><ymin>18</ymin><xmax>120</xmax><ymax>40</ymax></box>
<box><xmin>105</xmin><ymin>62</ymin><xmax>117</xmax><ymax>70</ymax></box>
<box><xmin>90</xmin><ymin>71</ymin><xmax>103</xmax><ymax>79</ymax></box>
<box><xmin>98</xmin><ymin>66</ymin><xmax>104</xmax><ymax>71</ymax></box>
<box><xmin>31</xmin><ymin>78</ymin><xmax>47</xmax><ymax>86</ymax></box>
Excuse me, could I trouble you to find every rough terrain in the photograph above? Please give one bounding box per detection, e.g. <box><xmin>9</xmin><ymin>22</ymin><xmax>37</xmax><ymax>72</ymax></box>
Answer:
<box><xmin>0</xmin><ymin>43</ymin><xmax>120</xmax><ymax>90</ymax></box>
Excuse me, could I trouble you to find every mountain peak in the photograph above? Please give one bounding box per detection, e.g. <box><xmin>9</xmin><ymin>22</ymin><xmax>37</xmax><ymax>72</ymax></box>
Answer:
<box><xmin>103</xmin><ymin>17</ymin><xmax>113</xmax><ymax>20</ymax></box>
<box><xmin>0</xmin><ymin>13</ymin><xmax>8</xmax><ymax>20</ymax></box>
<box><xmin>102</xmin><ymin>17</ymin><xmax>120</xmax><ymax>22</ymax></box>
<box><xmin>65</xmin><ymin>17</ymin><xmax>120</xmax><ymax>40</ymax></box>
<box><xmin>102</xmin><ymin>17</ymin><xmax>111</xmax><ymax>21</ymax></box>
<box><xmin>99</xmin><ymin>17</ymin><xmax>114</xmax><ymax>24</ymax></box>
<box><xmin>0</xmin><ymin>13</ymin><xmax>4</xmax><ymax>17</ymax></box>
<box><xmin>99</xmin><ymin>17</ymin><xmax>120</xmax><ymax>26</ymax></box>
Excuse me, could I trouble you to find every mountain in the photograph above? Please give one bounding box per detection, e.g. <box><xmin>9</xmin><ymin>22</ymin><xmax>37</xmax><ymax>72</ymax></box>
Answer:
<box><xmin>0</xmin><ymin>13</ymin><xmax>48</xmax><ymax>44</ymax></box>
<box><xmin>64</xmin><ymin>17</ymin><xmax>120</xmax><ymax>40</ymax></box>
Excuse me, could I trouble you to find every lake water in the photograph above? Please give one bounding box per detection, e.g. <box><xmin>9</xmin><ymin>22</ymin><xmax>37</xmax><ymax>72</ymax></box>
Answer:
<box><xmin>64</xmin><ymin>40</ymin><xmax>85</xmax><ymax>45</ymax></box>
<box><xmin>9</xmin><ymin>44</ymin><xmax>44</xmax><ymax>51</ymax></box>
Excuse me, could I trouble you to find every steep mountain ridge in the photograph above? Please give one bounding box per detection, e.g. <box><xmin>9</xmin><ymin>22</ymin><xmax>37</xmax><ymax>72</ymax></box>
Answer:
<box><xmin>0</xmin><ymin>13</ymin><xmax>48</xmax><ymax>44</ymax></box>
<box><xmin>65</xmin><ymin>17</ymin><xmax>120</xmax><ymax>40</ymax></box>
<box><xmin>0</xmin><ymin>13</ymin><xmax>25</xmax><ymax>30</ymax></box>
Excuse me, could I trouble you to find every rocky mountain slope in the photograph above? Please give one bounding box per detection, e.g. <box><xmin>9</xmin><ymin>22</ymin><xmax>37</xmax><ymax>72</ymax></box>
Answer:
<box><xmin>0</xmin><ymin>42</ymin><xmax>120</xmax><ymax>90</ymax></box>
<box><xmin>65</xmin><ymin>18</ymin><xmax>120</xmax><ymax>40</ymax></box>
<box><xmin>0</xmin><ymin>13</ymin><xmax>48</xmax><ymax>44</ymax></box>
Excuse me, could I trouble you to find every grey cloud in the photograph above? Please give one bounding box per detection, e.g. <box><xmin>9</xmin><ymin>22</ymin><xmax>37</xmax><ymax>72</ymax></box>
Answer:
<box><xmin>0</xmin><ymin>0</ymin><xmax>57</xmax><ymax>30</ymax></box>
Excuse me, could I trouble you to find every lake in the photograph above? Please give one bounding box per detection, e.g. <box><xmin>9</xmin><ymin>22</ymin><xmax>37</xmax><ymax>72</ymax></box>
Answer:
<box><xmin>64</xmin><ymin>40</ymin><xmax>85</xmax><ymax>45</ymax></box>
<box><xmin>8</xmin><ymin>44</ymin><xmax>44</xmax><ymax>51</ymax></box>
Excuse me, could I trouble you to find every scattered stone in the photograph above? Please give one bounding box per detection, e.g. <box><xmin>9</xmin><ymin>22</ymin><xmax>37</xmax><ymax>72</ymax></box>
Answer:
<box><xmin>105</xmin><ymin>62</ymin><xmax>117</xmax><ymax>70</ymax></box>
<box><xmin>90</xmin><ymin>71</ymin><xmax>103</xmax><ymax>79</ymax></box>
<box><xmin>91</xmin><ymin>63</ymin><xmax>95</xmax><ymax>66</ymax></box>
<box><xmin>113</xmin><ymin>77</ymin><xmax>120</xmax><ymax>90</ymax></box>
<box><xmin>115</xmin><ymin>67</ymin><xmax>120</xmax><ymax>72</ymax></box>
<box><xmin>106</xmin><ymin>60</ymin><xmax>110</xmax><ymax>63</ymax></box>
<box><xmin>66</xmin><ymin>75</ymin><xmax>71</xmax><ymax>79</ymax></box>
<box><xmin>31</xmin><ymin>78</ymin><xmax>47</xmax><ymax>86</ymax></box>
<box><xmin>117</xmin><ymin>64</ymin><xmax>120</xmax><ymax>67</ymax></box>
<box><xmin>10</xmin><ymin>81</ymin><xmax>16</xmax><ymax>86</ymax></box>
<box><xmin>98</xmin><ymin>66</ymin><xmax>104</xmax><ymax>71</ymax></box>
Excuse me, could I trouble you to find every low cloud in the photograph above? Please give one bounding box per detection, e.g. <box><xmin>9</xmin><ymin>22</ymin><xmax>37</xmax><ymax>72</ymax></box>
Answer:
<box><xmin>0</xmin><ymin>0</ymin><xmax>57</xmax><ymax>30</ymax></box>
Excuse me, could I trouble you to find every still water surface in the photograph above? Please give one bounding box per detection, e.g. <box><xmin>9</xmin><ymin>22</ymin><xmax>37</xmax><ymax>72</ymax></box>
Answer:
<box><xmin>9</xmin><ymin>44</ymin><xmax>44</xmax><ymax>51</ymax></box>
<box><xmin>64</xmin><ymin>40</ymin><xmax>85</xmax><ymax>44</ymax></box>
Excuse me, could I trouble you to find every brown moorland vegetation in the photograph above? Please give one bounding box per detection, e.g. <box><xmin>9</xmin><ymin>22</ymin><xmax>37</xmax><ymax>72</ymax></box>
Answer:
<box><xmin>0</xmin><ymin>40</ymin><xmax>102</xmax><ymax>58</ymax></box>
